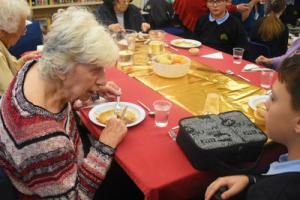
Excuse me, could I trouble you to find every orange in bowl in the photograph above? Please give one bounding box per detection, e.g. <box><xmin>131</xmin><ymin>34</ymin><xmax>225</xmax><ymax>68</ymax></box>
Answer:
<box><xmin>152</xmin><ymin>54</ymin><xmax>191</xmax><ymax>78</ymax></box>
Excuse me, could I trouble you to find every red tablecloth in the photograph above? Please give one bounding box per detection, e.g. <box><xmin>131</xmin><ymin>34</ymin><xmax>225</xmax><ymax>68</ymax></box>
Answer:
<box><xmin>165</xmin><ymin>34</ymin><xmax>276</xmax><ymax>87</ymax></box>
<box><xmin>80</xmin><ymin>68</ymin><xmax>216</xmax><ymax>200</ymax></box>
<box><xmin>79</xmin><ymin>36</ymin><xmax>280</xmax><ymax>199</ymax></box>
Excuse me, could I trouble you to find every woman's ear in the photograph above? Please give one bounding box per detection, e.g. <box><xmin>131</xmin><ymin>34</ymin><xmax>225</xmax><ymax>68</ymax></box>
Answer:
<box><xmin>55</xmin><ymin>70</ymin><xmax>67</xmax><ymax>81</ymax></box>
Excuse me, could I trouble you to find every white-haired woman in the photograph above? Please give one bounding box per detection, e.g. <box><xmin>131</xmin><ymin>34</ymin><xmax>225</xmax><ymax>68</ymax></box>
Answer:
<box><xmin>0</xmin><ymin>0</ymin><xmax>39</xmax><ymax>96</ymax></box>
<box><xmin>0</xmin><ymin>6</ymin><xmax>127</xmax><ymax>199</ymax></box>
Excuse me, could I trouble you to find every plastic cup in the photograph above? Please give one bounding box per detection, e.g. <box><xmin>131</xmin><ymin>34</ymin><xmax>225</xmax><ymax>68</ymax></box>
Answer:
<box><xmin>112</xmin><ymin>29</ymin><xmax>137</xmax><ymax>51</ymax></box>
<box><xmin>260</xmin><ymin>71</ymin><xmax>274</xmax><ymax>89</ymax></box>
<box><xmin>153</xmin><ymin>100</ymin><xmax>172</xmax><ymax>128</ymax></box>
<box><xmin>232</xmin><ymin>48</ymin><xmax>244</xmax><ymax>64</ymax></box>
<box><xmin>118</xmin><ymin>50</ymin><xmax>134</xmax><ymax>66</ymax></box>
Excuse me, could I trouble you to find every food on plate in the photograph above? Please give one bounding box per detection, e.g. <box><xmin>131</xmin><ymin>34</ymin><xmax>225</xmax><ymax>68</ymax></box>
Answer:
<box><xmin>96</xmin><ymin>109</ymin><xmax>137</xmax><ymax>125</ymax></box>
<box><xmin>155</xmin><ymin>54</ymin><xmax>188</xmax><ymax>65</ymax></box>
<box><xmin>254</xmin><ymin>102</ymin><xmax>266</xmax><ymax>124</ymax></box>
<box><xmin>189</xmin><ymin>47</ymin><xmax>199</xmax><ymax>56</ymax></box>
<box><xmin>173</xmin><ymin>40</ymin><xmax>197</xmax><ymax>47</ymax></box>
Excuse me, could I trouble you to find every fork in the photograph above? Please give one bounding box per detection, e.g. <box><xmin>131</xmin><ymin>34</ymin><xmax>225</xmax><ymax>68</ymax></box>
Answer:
<box><xmin>114</xmin><ymin>94</ymin><xmax>121</xmax><ymax>117</ymax></box>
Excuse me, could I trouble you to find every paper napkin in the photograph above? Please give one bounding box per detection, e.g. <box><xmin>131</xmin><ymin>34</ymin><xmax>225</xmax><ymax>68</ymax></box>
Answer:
<box><xmin>201</xmin><ymin>52</ymin><xmax>223</xmax><ymax>59</ymax></box>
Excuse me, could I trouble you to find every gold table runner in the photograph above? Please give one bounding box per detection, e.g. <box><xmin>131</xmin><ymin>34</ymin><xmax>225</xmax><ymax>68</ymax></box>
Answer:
<box><xmin>118</xmin><ymin>42</ymin><xmax>266</xmax><ymax>128</ymax></box>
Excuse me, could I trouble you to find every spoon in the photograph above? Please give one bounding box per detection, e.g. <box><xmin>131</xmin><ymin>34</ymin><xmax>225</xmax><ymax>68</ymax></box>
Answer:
<box><xmin>137</xmin><ymin>100</ymin><xmax>155</xmax><ymax>117</ymax></box>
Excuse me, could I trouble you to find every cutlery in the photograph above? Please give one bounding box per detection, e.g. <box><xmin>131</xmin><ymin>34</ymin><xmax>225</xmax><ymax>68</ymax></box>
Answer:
<box><xmin>243</xmin><ymin>67</ymin><xmax>273</xmax><ymax>72</ymax></box>
<box><xmin>137</xmin><ymin>100</ymin><xmax>155</xmax><ymax>117</ymax></box>
<box><xmin>226</xmin><ymin>70</ymin><xmax>249</xmax><ymax>82</ymax></box>
<box><xmin>168</xmin><ymin>125</ymin><xmax>180</xmax><ymax>141</ymax></box>
<box><xmin>120</xmin><ymin>106</ymin><xmax>128</xmax><ymax>120</ymax></box>
<box><xmin>114</xmin><ymin>89</ymin><xmax>122</xmax><ymax>117</ymax></box>
<box><xmin>165</xmin><ymin>43</ymin><xmax>179</xmax><ymax>52</ymax></box>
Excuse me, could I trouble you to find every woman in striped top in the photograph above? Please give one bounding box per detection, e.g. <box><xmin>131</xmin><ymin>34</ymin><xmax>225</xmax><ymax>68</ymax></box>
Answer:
<box><xmin>0</xmin><ymin>6</ymin><xmax>127</xmax><ymax>199</ymax></box>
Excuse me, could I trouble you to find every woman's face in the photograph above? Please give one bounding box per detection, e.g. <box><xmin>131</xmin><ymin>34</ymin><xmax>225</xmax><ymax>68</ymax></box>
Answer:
<box><xmin>62</xmin><ymin>64</ymin><xmax>107</xmax><ymax>102</ymax></box>
<box><xmin>114</xmin><ymin>0</ymin><xmax>130</xmax><ymax>13</ymax></box>
<box><xmin>0</xmin><ymin>16</ymin><xmax>26</xmax><ymax>48</ymax></box>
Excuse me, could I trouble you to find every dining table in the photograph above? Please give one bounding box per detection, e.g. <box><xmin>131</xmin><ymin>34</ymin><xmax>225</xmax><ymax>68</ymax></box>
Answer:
<box><xmin>78</xmin><ymin>33</ymin><xmax>286</xmax><ymax>200</ymax></box>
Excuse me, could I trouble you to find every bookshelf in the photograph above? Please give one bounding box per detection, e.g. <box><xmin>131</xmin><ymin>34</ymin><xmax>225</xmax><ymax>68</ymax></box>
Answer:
<box><xmin>27</xmin><ymin>0</ymin><xmax>103</xmax><ymax>32</ymax></box>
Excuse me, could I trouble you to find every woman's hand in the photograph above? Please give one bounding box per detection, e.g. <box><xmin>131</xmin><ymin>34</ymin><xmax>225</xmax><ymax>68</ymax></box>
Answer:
<box><xmin>255</xmin><ymin>55</ymin><xmax>273</xmax><ymax>67</ymax></box>
<box><xmin>108</xmin><ymin>23</ymin><xmax>124</xmax><ymax>32</ymax></box>
<box><xmin>18</xmin><ymin>51</ymin><xmax>42</xmax><ymax>68</ymax></box>
<box><xmin>205</xmin><ymin>175</ymin><xmax>249</xmax><ymax>200</ymax></box>
<box><xmin>99</xmin><ymin>117</ymin><xmax>127</xmax><ymax>148</ymax></box>
<box><xmin>97</xmin><ymin>81</ymin><xmax>121</xmax><ymax>101</ymax></box>
<box><xmin>141</xmin><ymin>22</ymin><xmax>151</xmax><ymax>32</ymax></box>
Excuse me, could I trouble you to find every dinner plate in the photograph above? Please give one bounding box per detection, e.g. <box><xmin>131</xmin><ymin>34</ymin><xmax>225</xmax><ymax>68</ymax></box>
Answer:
<box><xmin>89</xmin><ymin>102</ymin><xmax>146</xmax><ymax>127</ymax></box>
<box><xmin>248</xmin><ymin>95</ymin><xmax>269</xmax><ymax>110</ymax></box>
<box><xmin>170</xmin><ymin>39</ymin><xmax>201</xmax><ymax>48</ymax></box>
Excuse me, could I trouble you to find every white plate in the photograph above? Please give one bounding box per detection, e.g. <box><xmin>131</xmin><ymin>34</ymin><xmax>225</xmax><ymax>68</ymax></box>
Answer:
<box><xmin>89</xmin><ymin>102</ymin><xmax>146</xmax><ymax>127</ymax></box>
<box><xmin>248</xmin><ymin>95</ymin><xmax>269</xmax><ymax>110</ymax></box>
<box><xmin>170</xmin><ymin>39</ymin><xmax>201</xmax><ymax>48</ymax></box>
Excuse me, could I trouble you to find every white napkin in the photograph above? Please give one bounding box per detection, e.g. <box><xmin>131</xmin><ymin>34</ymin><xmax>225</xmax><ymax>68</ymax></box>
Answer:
<box><xmin>242</xmin><ymin>64</ymin><xmax>273</xmax><ymax>72</ymax></box>
<box><xmin>242</xmin><ymin>64</ymin><xmax>260</xmax><ymax>71</ymax></box>
<box><xmin>201</xmin><ymin>52</ymin><xmax>223</xmax><ymax>59</ymax></box>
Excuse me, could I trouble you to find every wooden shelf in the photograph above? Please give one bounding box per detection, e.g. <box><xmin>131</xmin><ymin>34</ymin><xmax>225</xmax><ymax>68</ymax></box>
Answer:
<box><xmin>31</xmin><ymin>2</ymin><xmax>102</xmax><ymax>10</ymax></box>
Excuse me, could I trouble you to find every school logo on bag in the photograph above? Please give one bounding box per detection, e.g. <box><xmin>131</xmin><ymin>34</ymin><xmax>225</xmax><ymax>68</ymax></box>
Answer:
<box><xmin>220</xmin><ymin>33</ymin><xmax>228</xmax><ymax>41</ymax></box>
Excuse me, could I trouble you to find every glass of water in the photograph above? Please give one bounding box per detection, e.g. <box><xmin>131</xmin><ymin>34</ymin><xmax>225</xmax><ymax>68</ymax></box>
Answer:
<box><xmin>153</xmin><ymin>100</ymin><xmax>172</xmax><ymax>128</ymax></box>
<box><xmin>232</xmin><ymin>47</ymin><xmax>244</xmax><ymax>64</ymax></box>
<box><xmin>148</xmin><ymin>30</ymin><xmax>166</xmax><ymax>57</ymax></box>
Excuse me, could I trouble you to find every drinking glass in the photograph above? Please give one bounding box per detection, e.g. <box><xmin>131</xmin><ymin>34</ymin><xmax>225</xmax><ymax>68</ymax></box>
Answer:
<box><xmin>148</xmin><ymin>30</ymin><xmax>166</xmax><ymax>57</ymax></box>
<box><xmin>232</xmin><ymin>48</ymin><xmax>244</xmax><ymax>64</ymax></box>
<box><xmin>153</xmin><ymin>100</ymin><xmax>172</xmax><ymax>128</ymax></box>
<box><xmin>260</xmin><ymin>70</ymin><xmax>274</xmax><ymax>89</ymax></box>
<box><xmin>118</xmin><ymin>50</ymin><xmax>134</xmax><ymax>66</ymax></box>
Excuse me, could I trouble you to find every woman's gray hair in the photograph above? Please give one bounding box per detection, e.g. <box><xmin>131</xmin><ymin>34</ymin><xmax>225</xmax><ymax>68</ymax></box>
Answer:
<box><xmin>39</xmin><ymin>6</ymin><xmax>119</xmax><ymax>80</ymax></box>
<box><xmin>0</xmin><ymin>0</ymin><xmax>31</xmax><ymax>33</ymax></box>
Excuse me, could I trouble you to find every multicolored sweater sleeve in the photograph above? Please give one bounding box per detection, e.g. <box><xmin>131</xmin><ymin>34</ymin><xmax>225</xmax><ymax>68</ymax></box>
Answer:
<box><xmin>0</xmin><ymin>61</ymin><xmax>115</xmax><ymax>199</ymax></box>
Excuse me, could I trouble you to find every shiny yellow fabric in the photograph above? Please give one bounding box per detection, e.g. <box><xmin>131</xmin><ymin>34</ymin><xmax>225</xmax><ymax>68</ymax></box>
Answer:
<box><xmin>118</xmin><ymin>42</ymin><xmax>266</xmax><ymax>130</ymax></box>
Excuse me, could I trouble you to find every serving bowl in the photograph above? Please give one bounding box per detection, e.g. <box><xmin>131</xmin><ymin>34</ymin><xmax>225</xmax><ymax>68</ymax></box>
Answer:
<box><xmin>152</xmin><ymin>54</ymin><xmax>191</xmax><ymax>78</ymax></box>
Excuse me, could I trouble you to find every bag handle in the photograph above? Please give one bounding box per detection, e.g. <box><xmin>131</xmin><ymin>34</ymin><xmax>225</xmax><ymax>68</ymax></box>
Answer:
<box><xmin>211</xmin><ymin>150</ymin><xmax>265</xmax><ymax>175</ymax></box>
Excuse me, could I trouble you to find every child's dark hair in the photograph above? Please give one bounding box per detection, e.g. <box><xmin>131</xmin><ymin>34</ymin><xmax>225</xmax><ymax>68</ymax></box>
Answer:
<box><xmin>278</xmin><ymin>53</ymin><xmax>300</xmax><ymax>111</ymax></box>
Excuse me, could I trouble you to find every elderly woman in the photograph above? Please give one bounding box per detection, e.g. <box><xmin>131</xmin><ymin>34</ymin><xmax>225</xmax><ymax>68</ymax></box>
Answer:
<box><xmin>0</xmin><ymin>6</ymin><xmax>127</xmax><ymax>199</ymax></box>
<box><xmin>94</xmin><ymin>0</ymin><xmax>151</xmax><ymax>32</ymax></box>
<box><xmin>0</xmin><ymin>0</ymin><xmax>39</xmax><ymax>96</ymax></box>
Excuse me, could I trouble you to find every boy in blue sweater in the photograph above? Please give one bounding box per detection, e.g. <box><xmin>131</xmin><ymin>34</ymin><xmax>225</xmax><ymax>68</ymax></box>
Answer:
<box><xmin>194</xmin><ymin>0</ymin><xmax>248</xmax><ymax>54</ymax></box>
<box><xmin>205</xmin><ymin>54</ymin><xmax>300</xmax><ymax>200</ymax></box>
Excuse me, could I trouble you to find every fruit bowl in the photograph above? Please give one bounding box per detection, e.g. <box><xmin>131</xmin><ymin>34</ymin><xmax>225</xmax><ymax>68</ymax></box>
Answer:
<box><xmin>152</xmin><ymin>54</ymin><xmax>191</xmax><ymax>78</ymax></box>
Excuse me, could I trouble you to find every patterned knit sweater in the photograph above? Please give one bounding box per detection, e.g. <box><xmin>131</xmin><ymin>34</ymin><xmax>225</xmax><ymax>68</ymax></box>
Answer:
<box><xmin>0</xmin><ymin>61</ymin><xmax>115</xmax><ymax>199</ymax></box>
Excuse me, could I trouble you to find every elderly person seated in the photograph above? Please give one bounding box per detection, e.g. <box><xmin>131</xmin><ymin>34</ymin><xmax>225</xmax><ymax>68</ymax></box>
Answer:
<box><xmin>0</xmin><ymin>0</ymin><xmax>39</xmax><ymax>96</ymax></box>
<box><xmin>256</xmin><ymin>36</ymin><xmax>300</xmax><ymax>70</ymax></box>
<box><xmin>0</xmin><ymin>6</ymin><xmax>127</xmax><ymax>199</ymax></box>
<box><xmin>94</xmin><ymin>0</ymin><xmax>151</xmax><ymax>32</ymax></box>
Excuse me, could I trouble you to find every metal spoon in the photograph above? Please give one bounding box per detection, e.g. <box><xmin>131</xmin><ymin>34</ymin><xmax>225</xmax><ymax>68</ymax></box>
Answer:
<box><xmin>137</xmin><ymin>100</ymin><xmax>155</xmax><ymax>117</ymax></box>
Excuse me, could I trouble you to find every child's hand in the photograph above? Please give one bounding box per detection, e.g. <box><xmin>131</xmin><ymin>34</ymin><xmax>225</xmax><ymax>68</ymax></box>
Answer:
<box><xmin>205</xmin><ymin>175</ymin><xmax>249</xmax><ymax>200</ymax></box>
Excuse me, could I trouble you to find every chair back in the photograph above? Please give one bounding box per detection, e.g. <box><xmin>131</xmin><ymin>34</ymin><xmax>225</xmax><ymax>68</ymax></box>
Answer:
<box><xmin>0</xmin><ymin>167</ymin><xmax>17</xmax><ymax>199</ymax></box>
<box><xmin>245</xmin><ymin>40</ymin><xmax>272</xmax><ymax>63</ymax></box>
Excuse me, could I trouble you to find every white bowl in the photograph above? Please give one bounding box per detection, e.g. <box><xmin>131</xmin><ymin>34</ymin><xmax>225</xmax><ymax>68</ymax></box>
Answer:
<box><xmin>152</xmin><ymin>54</ymin><xmax>191</xmax><ymax>78</ymax></box>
